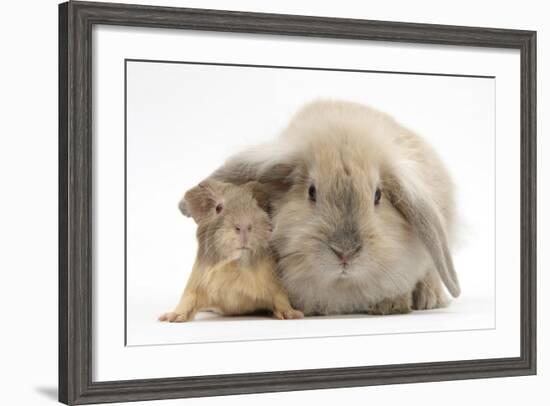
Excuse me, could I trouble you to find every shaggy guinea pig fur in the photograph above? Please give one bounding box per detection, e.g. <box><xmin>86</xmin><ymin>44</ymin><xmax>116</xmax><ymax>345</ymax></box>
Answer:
<box><xmin>159</xmin><ymin>180</ymin><xmax>303</xmax><ymax>322</ymax></box>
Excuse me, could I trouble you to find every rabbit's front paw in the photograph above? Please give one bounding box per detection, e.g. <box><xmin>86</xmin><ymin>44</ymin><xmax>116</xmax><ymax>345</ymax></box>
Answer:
<box><xmin>369</xmin><ymin>294</ymin><xmax>412</xmax><ymax>315</ymax></box>
<box><xmin>273</xmin><ymin>308</ymin><xmax>304</xmax><ymax>320</ymax></box>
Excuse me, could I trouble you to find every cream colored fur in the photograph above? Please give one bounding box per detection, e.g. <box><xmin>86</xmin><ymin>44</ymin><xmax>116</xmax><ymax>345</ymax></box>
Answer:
<box><xmin>160</xmin><ymin>181</ymin><xmax>302</xmax><ymax>322</ymax></box>
<box><xmin>160</xmin><ymin>255</ymin><xmax>302</xmax><ymax>322</ymax></box>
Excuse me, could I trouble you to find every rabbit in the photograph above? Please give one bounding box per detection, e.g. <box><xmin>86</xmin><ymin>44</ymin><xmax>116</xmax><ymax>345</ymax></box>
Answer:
<box><xmin>159</xmin><ymin>179</ymin><xmax>303</xmax><ymax>322</ymax></box>
<box><xmin>197</xmin><ymin>100</ymin><xmax>460</xmax><ymax>316</ymax></box>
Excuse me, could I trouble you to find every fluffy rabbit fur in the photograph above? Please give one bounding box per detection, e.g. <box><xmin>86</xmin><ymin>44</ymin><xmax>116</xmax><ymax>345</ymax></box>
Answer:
<box><xmin>197</xmin><ymin>100</ymin><xmax>460</xmax><ymax>316</ymax></box>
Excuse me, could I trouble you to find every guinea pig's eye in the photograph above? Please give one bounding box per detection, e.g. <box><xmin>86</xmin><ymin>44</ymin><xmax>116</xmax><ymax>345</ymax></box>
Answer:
<box><xmin>308</xmin><ymin>184</ymin><xmax>317</xmax><ymax>203</ymax></box>
<box><xmin>215</xmin><ymin>203</ymin><xmax>223</xmax><ymax>214</ymax></box>
<box><xmin>374</xmin><ymin>188</ymin><xmax>382</xmax><ymax>205</ymax></box>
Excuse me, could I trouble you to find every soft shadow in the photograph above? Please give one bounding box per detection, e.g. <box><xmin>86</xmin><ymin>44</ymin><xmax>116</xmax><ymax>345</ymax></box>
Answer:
<box><xmin>35</xmin><ymin>386</ymin><xmax>58</xmax><ymax>401</ymax></box>
<box><xmin>190</xmin><ymin>311</ymin><xmax>374</xmax><ymax>322</ymax></box>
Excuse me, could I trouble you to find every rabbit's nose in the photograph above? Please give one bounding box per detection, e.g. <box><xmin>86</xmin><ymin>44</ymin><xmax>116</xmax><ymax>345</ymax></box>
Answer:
<box><xmin>329</xmin><ymin>244</ymin><xmax>362</xmax><ymax>266</ymax></box>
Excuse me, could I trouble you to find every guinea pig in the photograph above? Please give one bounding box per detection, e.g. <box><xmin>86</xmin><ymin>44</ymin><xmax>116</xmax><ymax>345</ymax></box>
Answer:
<box><xmin>202</xmin><ymin>100</ymin><xmax>460</xmax><ymax>316</ymax></box>
<box><xmin>159</xmin><ymin>179</ymin><xmax>303</xmax><ymax>322</ymax></box>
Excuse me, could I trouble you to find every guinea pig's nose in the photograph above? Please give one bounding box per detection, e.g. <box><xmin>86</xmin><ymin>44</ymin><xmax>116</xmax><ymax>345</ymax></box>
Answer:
<box><xmin>236</xmin><ymin>223</ymin><xmax>252</xmax><ymax>247</ymax></box>
<box><xmin>235</xmin><ymin>223</ymin><xmax>252</xmax><ymax>234</ymax></box>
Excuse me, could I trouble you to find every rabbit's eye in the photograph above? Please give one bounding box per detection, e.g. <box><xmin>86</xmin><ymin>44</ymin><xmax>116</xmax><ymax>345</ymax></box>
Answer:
<box><xmin>215</xmin><ymin>203</ymin><xmax>223</xmax><ymax>214</ymax></box>
<box><xmin>374</xmin><ymin>188</ymin><xmax>381</xmax><ymax>205</ymax></box>
<box><xmin>308</xmin><ymin>185</ymin><xmax>317</xmax><ymax>202</ymax></box>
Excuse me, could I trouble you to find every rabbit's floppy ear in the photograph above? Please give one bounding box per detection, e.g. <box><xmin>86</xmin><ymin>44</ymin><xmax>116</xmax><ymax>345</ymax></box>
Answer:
<box><xmin>179</xmin><ymin>179</ymin><xmax>225</xmax><ymax>223</ymax></box>
<box><xmin>242</xmin><ymin>181</ymin><xmax>272</xmax><ymax>214</ymax></box>
<box><xmin>384</xmin><ymin>169</ymin><xmax>461</xmax><ymax>298</ymax></box>
<box><xmin>209</xmin><ymin>143</ymin><xmax>298</xmax><ymax>203</ymax></box>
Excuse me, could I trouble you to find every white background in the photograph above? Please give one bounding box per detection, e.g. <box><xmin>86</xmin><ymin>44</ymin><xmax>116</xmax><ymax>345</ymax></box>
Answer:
<box><xmin>95</xmin><ymin>25</ymin><xmax>521</xmax><ymax>382</ymax></box>
<box><xmin>0</xmin><ymin>0</ymin><xmax>547</xmax><ymax>405</ymax></box>
<box><xmin>126</xmin><ymin>61</ymin><xmax>496</xmax><ymax>345</ymax></box>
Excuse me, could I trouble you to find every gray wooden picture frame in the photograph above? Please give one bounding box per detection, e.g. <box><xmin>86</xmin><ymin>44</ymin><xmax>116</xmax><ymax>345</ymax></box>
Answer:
<box><xmin>58</xmin><ymin>1</ymin><xmax>537</xmax><ymax>404</ymax></box>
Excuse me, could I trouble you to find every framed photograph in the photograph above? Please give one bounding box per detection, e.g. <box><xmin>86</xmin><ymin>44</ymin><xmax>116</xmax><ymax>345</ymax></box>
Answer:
<box><xmin>59</xmin><ymin>1</ymin><xmax>536</xmax><ymax>404</ymax></box>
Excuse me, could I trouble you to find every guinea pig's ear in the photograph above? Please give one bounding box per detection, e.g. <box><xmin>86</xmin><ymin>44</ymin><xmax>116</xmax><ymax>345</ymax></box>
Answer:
<box><xmin>384</xmin><ymin>171</ymin><xmax>461</xmax><ymax>298</ymax></box>
<box><xmin>179</xmin><ymin>179</ymin><xmax>225</xmax><ymax>223</ymax></box>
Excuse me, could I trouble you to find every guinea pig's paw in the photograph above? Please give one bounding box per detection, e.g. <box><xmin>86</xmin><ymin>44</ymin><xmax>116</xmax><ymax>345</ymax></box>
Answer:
<box><xmin>369</xmin><ymin>294</ymin><xmax>412</xmax><ymax>316</ymax></box>
<box><xmin>412</xmin><ymin>273</ymin><xmax>450</xmax><ymax>311</ymax></box>
<box><xmin>158</xmin><ymin>311</ymin><xmax>193</xmax><ymax>323</ymax></box>
<box><xmin>274</xmin><ymin>308</ymin><xmax>304</xmax><ymax>320</ymax></box>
